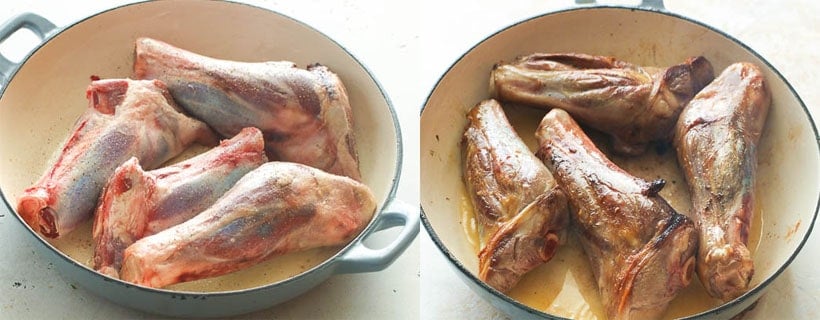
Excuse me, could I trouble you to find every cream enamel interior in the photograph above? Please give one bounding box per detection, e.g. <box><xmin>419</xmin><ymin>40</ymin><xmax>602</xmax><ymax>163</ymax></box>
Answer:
<box><xmin>421</xmin><ymin>7</ymin><xmax>818</xmax><ymax>319</ymax></box>
<box><xmin>0</xmin><ymin>1</ymin><xmax>398</xmax><ymax>292</ymax></box>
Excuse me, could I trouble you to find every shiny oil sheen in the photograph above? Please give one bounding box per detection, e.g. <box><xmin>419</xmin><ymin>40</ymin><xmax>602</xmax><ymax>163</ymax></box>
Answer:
<box><xmin>51</xmin><ymin>219</ymin><xmax>338</xmax><ymax>292</ymax></box>
<box><xmin>459</xmin><ymin>104</ymin><xmax>764</xmax><ymax>319</ymax></box>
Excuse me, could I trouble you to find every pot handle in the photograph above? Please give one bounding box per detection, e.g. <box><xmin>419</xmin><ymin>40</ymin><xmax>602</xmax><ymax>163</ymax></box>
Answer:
<box><xmin>0</xmin><ymin>13</ymin><xmax>57</xmax><ymax>86</ymax></box>
<box><xmin>335</xmin><ymin>199</ymin><xmax>419</xmax><ymax>274</ymax></box>
<box><xmin>575</xmin><ymin>0</ymin><xmax>665</xmax><ymax>10</ymax></box>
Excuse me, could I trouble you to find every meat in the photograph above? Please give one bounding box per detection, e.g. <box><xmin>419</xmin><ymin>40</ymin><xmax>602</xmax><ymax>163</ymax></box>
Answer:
<box><xmin>462</xmin><ymin>99</ymin><xmax>568</xmax><ymax>293</ymax></box>
<box><xmin>92</xmin><ymin>127</ymin><xmax>268</xmax><ymax>278</ymax></box>
<box><xmin>118</xmin><ymin>162</ymin><xmax>376</xmax><ymax>288</ymax></box>
<box><xmin>17</xmin><ymin>79</ymin><xmax>216</xmax><ymax>239</ymax></box>
<box><xmin>491</xmin><ymin>53</ymin><xmax>714</xmax><ymax>155</ymax></box>
<box><xmin>133</xmin><ymin>37</ymin><xmax>361</xmax><ymax>180</ymax></box>
<box><xmin>674</xmin><ymin>62</ymin><xmax>770</xmax><ymax>301</ymax></box>
<box><xmin>535</xmin><ymin>108</ymin><xmax>697</xmax><ymax>320</ymax></box>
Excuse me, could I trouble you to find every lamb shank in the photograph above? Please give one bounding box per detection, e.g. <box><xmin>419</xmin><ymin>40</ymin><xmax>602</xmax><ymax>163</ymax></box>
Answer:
<box><xmin>492</xmin><ymin>53</ymin><xmax>713</xmax><ymax>155</ymax></box>
<box><xmin>462</xmin><ymin>99</ymin><xmax>568</xmax><ymax>293</ymax></box>
<box><xmin>93</xmin><ymin>127</ymin><xmax>267</xmax><ymax>278</ymax></box>
<box><xmin>17</xmin><ymin>79</ymin><xmax>215</xmax><ymax>238</ymax></box>
<box><xmin>536</xmin><ymin>108</ymin><xmax>697</xmax><ymax>320</ymax></box>
<box><xmin>133</xmin><ymin>37</ymin><xmax>361</xmax><ymax>180</ymax></box>
<box><xmin>119</xmin><ymin>162</ymin><xmax>376</xmax><ymax>288</ymax></box>
<box><xmin>674</xmin><ymin>62</ymin><xmax>770</xmax><ymax>301</ymax></box>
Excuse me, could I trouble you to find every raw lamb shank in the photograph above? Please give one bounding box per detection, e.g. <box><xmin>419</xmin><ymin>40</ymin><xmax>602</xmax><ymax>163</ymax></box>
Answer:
<box><xmin>133</xmin><ymin>37</ymin><xmax>361</xmax><ymax>180</ymax></box>
<box><xmin>491</xmin><ymin>53</ymin><xmax>714</xmax><ymax>155</ymax></box>
<box><xmin>119</xmin><ymin>162</ymin><xmax>376</xmax><ymax>288</ymax></box>
<box><xmin>674</xmin><ymin>62</ymin><xmax>771</xmax><ymax>301</ymax></box>
<box><xmin>536</xmin><ymin>108</ymin><xmax>697</xmax><ymax>320</ymax></box>
<box><xmin>462</xmin><ymin>99</ymin><xmax>568</xmax><ymax>293</ymax></box>
<box><xmin>93</xmin><ymin>127</ymin><xmax>268</xmax><ymax>278</ymax></box>
<box><xmin>17</xmin><ymin>79</ymin><xmax>215</xmax><ymax>239</ymax></box>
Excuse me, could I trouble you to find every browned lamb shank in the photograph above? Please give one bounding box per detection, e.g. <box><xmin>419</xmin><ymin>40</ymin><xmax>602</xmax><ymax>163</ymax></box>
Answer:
<box><xmin>536</xmin><ymin>108</ymin><xmax>698</xmax><ymax>320</ymax></box>
<box><xmin>674</xmin><ymin>62</ymin><xmax>771</xmax><ymax>301</ymax></box>
<box><xmin>462</xmin><ymin>99</ymin><xmax>569</xmax><ymax>293</ymax></box>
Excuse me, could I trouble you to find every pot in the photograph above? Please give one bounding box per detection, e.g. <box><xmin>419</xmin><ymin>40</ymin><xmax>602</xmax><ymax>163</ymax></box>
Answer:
<box><xmin>420</xmin><ymin>1</ymin><xmax>819</xmax><ymax>319</ymax></box>
<box><xmin>0</xmin><ymin>1</ymin><xmax>418</xmax><ymax>317</ymax></box>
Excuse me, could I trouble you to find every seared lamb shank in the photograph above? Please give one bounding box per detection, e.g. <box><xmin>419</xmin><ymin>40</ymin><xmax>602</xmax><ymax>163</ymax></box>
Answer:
<box><xmin>119</xmin><ymin>162</ymin><xmax>376</xmax><ymax>288</ymax></box>
<box><xmin>93</xmin><ymin>127</ymin><xmax>267</xmax><ymax>278</ymax></box>
<box><xmin>674</xmin><ymin>62</ymin><xmax>770</xmax><ymax>301</ymax></box>
<box><xmin>536</xmin><ymin>108</ymin><xmax>697</xmax><ymax>320</ymax></box>
<box><xmin>462</xmin><ymin>99</ymin><xmax>568</xmax><ymax>293</ymax></box>
<box><xmin>492</xmin><ymin>53</ymin><xmax>714</xmax><ymax>155</ymax></box>
<box><xmin>17</xmin><ymin>79</ymin><xmax>216</xmax><ymax>238</ymax></box>
<box><xmin>133</xmin><ymin>37</ymin><xmax>361</xmax><ymax>180</ymax></box>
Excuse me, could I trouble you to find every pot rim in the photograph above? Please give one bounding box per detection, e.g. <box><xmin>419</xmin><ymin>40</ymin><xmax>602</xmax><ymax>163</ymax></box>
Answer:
<box><xmin>420</xmin><ymin>4</ymin><xmax>820</xmax><ymax>319</ymax></box>
<box><xmin>0</xmin><ymin>0</ymin><xmax>405</xmax><ymax>297</ymax></box>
